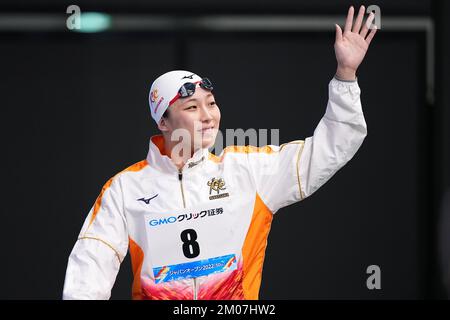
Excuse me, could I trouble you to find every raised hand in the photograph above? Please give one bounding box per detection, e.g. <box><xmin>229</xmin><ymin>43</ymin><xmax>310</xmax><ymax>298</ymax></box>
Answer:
<box><xmin>334</xmin><ymin>5</ymin><xmax>378</xmax><ymax>80</ymax></box>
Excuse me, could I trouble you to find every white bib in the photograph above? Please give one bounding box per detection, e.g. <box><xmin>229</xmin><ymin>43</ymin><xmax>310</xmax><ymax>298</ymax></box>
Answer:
<box><xmin>144</xmin><ymin>199</ymin><xmax>239</xmax><ymax>283</ymax></box>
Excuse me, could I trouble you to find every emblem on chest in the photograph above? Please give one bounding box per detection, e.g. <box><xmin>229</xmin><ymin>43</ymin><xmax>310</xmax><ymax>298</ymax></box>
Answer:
<box><xmin>207</xmin><ymin>177</ymin><xmax>229</xmax><ymax>200</ymax></box>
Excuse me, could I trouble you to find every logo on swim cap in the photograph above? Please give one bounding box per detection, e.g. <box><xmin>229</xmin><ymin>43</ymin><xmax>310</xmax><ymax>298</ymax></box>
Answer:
<box><xmin>150</xmin><ymin>89</ymin><xmax>158</xmax><ymax>103</ymax></box>
<box><xmin>154</xmin><ymin>96</ymin><xmax>165</xmax><ymax>114</ymax></box>
<box><xmin>182</xmin><ymin>74</ymin><xmax>195</xmax><ymax>80</ymax></box>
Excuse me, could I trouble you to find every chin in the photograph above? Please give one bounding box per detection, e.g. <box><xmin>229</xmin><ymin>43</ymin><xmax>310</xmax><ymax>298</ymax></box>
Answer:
<box><xmin>201</xmin><ymin>138</ymin><xmax>215</xmax><ymax>149</ymax></box>
<box><xmin>199</xmin><ymin>133</ymin><xmax>217</xmax><ymax>149</ymax></box>
<box><xmin>193</xmin><ymin>128</ymin><xmax>218</xmax><ymax>150</ymax></box>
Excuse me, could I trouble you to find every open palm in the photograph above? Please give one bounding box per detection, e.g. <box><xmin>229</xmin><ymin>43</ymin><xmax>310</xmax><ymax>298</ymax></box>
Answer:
<box><xmin>335</xmin><ymin>6</ymin><xmax>377</xmax><ymax>78</ymax></box>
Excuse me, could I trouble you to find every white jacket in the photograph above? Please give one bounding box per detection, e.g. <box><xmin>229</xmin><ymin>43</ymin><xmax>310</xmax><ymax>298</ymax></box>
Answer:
<box><xmin>63</xmin><ymin>77</ymin><xmax>367</xmax><ymax>300</ymax></box>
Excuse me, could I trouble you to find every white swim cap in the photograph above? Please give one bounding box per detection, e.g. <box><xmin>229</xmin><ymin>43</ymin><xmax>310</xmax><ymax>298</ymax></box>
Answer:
<box><xmin>148</xmin><ymin>70</ymin><xmax>203</xmax><ymax>124</ymax></box>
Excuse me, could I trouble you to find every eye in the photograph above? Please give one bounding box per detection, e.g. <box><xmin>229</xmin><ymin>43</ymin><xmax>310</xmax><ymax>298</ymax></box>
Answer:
<box><xmin>209</xmin><ymin>101</ymin><xmax>216</xmax><ymax>106</ymax></box>
<box><xmin>185</xmin><ymin>105</ymin><xmax>197</xmax><ymax>110</ymax></box>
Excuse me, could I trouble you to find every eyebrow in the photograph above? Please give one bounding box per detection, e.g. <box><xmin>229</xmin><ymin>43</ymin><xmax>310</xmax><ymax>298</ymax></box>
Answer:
<box><xmin>183</xmin><ymin>93</ymin><xmax>214</xmax><ymax>104</ymax></box>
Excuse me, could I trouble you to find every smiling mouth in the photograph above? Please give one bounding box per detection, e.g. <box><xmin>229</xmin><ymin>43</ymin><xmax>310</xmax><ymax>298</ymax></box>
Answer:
<box><xmin>199</xmin><ymin>126</ymin><xmax>215</xmax><ymax>133</ymax></box>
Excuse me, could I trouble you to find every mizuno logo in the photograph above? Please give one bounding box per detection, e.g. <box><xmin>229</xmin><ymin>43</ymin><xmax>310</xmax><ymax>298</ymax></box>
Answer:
<box><xmin>182</xmin><ymin>74</ymin><xmax>195</xmax><ymax>79</ymax></box>
<box><xmin>137</xmin><ymin>194</ymin><xmax>158</xmax><ymax>204</ymax></box>
<box><xmin>188</xmin><ymin>156</ymin><xmax>205</xmax><ymax>168</ymax></box>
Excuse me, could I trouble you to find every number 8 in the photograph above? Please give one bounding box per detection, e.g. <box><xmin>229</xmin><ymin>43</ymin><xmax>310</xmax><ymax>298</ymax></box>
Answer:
<box><xmin>180</xmin><ymin>229</ymin><xmax>200</xmax><ymax>258</ymax></box>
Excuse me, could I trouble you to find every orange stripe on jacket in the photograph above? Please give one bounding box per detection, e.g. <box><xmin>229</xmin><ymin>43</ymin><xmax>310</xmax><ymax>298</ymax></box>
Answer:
<box><xmin>208</xmin><ymin>145</ymin><xmax>275</xmax><ymax>164</ymax></box>
<box><xmin>129</xmin><ymin>237</ymin><xmax>145</xmax><ymax>300</ymax></box>
<box><xmin>242</xmin><ymin>193</ymin><xmax>273</xmax><ymax>300</ymax></box>
<box><xmin>151</xmin><ymin>135</ymin><xmax>169</xmax><ymax>156</ymax></box>
<box><xmin>88</xmin><ymin>160</ymin><xmax>148</xmax><ymax>228</ymax></box>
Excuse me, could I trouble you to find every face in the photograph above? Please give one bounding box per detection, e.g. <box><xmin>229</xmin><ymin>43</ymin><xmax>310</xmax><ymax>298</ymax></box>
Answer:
<box><xmin>158</xmin><ymin>87</ymin><xmax>221</xmax><ymax>152</ymax></box>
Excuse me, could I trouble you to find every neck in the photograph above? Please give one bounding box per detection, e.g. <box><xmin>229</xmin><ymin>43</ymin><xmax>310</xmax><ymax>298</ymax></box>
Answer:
<box><xmin>162</xmin><ymin>135</ymin><xmax>196</xmax><ymax>170</ymax></box>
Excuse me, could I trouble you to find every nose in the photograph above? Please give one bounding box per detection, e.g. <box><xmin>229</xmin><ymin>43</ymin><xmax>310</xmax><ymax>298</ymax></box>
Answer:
<box><xmin>199</xmin><ymin>104</ymin><xmax>213</xmax><ymax>122</ymax></box>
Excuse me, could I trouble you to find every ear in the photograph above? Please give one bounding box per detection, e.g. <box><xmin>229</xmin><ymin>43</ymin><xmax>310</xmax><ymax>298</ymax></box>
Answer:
<box><xmin>157</xmin><ymin>117</ymin><xmax>170</xmax><ymax>132</ymax></box>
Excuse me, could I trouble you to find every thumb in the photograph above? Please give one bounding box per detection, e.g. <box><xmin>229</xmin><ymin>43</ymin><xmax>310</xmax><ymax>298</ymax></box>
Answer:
<box><xmin>335</xmin><ymin>24</ymin><xmax>343</xmax><ymax>43</ymax></box>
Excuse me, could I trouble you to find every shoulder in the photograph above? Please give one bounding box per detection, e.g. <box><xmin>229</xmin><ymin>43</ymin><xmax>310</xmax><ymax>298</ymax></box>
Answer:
<box><xmin>208</xmin><ymin>142</ymin><xmax>304</xmax><ymax>163</ymax></box>
<box><xmin>119</xmin><ymin>159</ymin><xmax>149</xmax><ymax>174</ymax></box>
<box><xmin>207</xmin><ymin>145</ymin><xmax>264</xmax><ymax>164</ymax></box>
<box><xmin>104</xmin><ymin>159</ymin><xmax>149</xmax><ymax>188</ymax></box>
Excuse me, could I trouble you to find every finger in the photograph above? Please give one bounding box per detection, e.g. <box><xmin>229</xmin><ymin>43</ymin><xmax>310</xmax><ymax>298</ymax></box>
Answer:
<box><xmin>360</xmin><ymin>12</ymin><xmax>375</xmax><ymax>38</ymax></box>
<box><xmin>352</xmin><ymin>5</ymin><xmax>366</xmax><ymax>33</ymax></box>
<box><xmin>365</xmin><ymin>25</ymin><xmax>377</xmax><ymax>45</ymax></box>
<box><xmin>344</xmin><ymin>6</ymin><xmax>354</xmax><ymax>33</ymax></box>
<box><xmin>335</xmin><ymin>24</ymin><xmax>343</xmax><ymax>42</ymax></box>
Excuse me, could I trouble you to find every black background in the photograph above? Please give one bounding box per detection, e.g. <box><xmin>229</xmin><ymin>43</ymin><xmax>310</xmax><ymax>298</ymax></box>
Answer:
<box><xmin>0</xmin><ymin>0</ymin><xmax>449</xmax><ymax>299</ymax></box>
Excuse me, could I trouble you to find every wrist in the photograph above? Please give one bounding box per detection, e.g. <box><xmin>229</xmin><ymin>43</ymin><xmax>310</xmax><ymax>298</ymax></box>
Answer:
<box><xmin>336</xmin><ymin>66</ymin><xmax>357</xmax><ymax>81</ymax></box>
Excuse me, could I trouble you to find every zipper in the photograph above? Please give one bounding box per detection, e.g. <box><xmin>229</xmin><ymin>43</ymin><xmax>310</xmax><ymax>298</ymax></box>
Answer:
<box><xmin>178</xmin><ymin>169</ymin><xmax>186</xmax><ymax>209</ymax></box>
<box><xmin>193</xmin><ymin>278</ymin><xmax>198</xmax><ymax>300</ymax></box>
<box><xmin>178</xmin><ymin>168</ymin><xmax>198</xmax><ymax>300</ymax></box>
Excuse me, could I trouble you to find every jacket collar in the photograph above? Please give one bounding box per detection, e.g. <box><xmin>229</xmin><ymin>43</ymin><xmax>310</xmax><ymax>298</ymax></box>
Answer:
<box><xmin>146</xmin><ymin>134</ymin><xmax>209</xmax><ymax>174</ymax></box>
